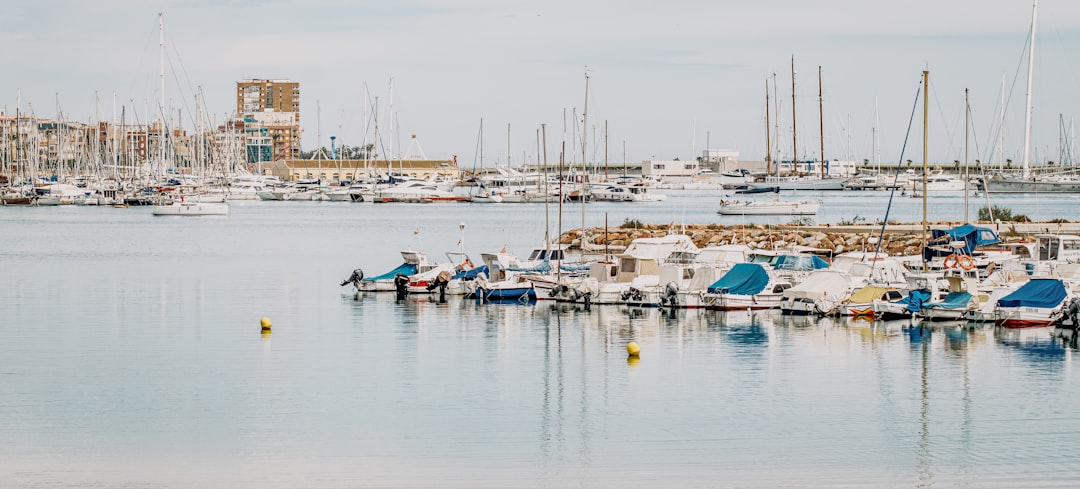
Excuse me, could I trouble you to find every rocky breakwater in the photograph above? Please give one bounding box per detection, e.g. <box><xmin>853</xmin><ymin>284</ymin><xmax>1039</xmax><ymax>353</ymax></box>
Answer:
<box><xmin>560</xmin><ymin>223</ymin><xmax>963</xmax><ymax>256</ymax></box>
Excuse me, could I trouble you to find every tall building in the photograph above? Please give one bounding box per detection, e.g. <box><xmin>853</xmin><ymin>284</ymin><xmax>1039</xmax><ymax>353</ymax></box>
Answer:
<box><xmin>236</xmin><ymin>79</ymin><xmax>301</xmax><ymax>161</ymax></box>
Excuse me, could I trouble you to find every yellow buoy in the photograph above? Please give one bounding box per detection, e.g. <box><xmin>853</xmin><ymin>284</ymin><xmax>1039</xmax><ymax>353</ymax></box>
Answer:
<box><xmin>260</xmin><ymin>317</ymin><xmax>272</xmax><ymax>332</ymax></box>
<box><xmin>626</xmin><ymin>341</ymin><xmax>640</xmax><ymax>357</ymax></box>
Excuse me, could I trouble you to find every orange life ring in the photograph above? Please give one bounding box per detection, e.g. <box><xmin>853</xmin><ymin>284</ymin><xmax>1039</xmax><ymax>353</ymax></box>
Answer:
<box><xmin>943</xmin><ymin>254</ymin><xmax>959</xmax><ymax>269</ymax></box>
<box><xmin>957</xmin><ymin>255</ymin><xmax>975</xmax><ymax>270</ymax></box>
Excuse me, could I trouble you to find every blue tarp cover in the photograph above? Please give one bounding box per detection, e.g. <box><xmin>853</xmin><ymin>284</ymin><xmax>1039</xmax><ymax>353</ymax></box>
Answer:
<box><xmin>451</xmin><ymin>265</ymin><xmax>489</xmax><ymax>280</ymax></box>
<box><xmin>925</xmin><ymin>291</ymin><xmax>973</xmax><ymax>310</ymax></box>
<box><xmin>707</xmin><ymin>263</ymin><xmax>770</xmax><ymax>295</ymax></box>
<box><xmin>899</xmin><ymin>288</ymin><xmax>932</xmax><ymax>313</ymax></box>
<box><xmin>773</xmin><ymin>255</ymin><xmax>829</xmax><ymax>271</ymax></box>
<box><xmin>924</xmin><ymin>224</ymin><xmax>1000</xmax><ymax>259</ymax></box>
<box><xmin>364</xmin><ymin>263</ymin><xmax>419</xmax><ymax>281</ymax></box>
<box><xmin>998</xmin><ymin>279</ymin><xmax>1068</xmax><ymax>309</ymax></box>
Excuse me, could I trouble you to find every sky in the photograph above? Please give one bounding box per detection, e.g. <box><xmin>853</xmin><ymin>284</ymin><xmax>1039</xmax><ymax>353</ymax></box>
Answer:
<box><xmin>3</xmin><ymin>0</ymin><xmax>1080</xmax><ymax>169</ymax></box>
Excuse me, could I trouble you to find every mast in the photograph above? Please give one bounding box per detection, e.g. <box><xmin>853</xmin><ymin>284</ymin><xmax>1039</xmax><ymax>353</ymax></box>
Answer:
<box><xmin>922</xmin><ymin>70</ymin><xmax>929</xmax><ymax>272</ymax></box>
<box><xmin>604</xmin><ymin>120</ymin><xmax>608</xmax><ymax>180</ymax></box>
<box><xmin>764</xmin><ymin>78</ymin><xmax>772</xmax><ymax>177</ymax></box>
<box><xmin>964</xmin><ymin>88</ymin><xmax>970</xmax><ymax>222</ymax></box>
<box><xmin>791</xmin><ymin>56</ymin><xmax>798</xmax><ymax>174</ymax></box>
<box><xmin>818</xmin><ymin>66</ymin><xmax>825</xmax><ymax>178</ymax></box>
<box><xmin>542</xmin><ymin>124</ymin><xmax>549</xmax><ymax>250</ymax></box>
<box><xmin>581</xmin><ymin>67</ymin><xmax>589</xmax><ymax>174</ymax></box>
<box><xmin>1022</xmin><ymin>0</ymin><xmax>1038</xmax><ymax>178</ymax></box>
<box><xmin>158</xmin><ymin>12</ymin><xmax>165</xmax><ymax>171</ymax></box>
<box><xmin>999</xmin><ymin>75</ymin><xmax>1006</xmax><ymax>171</ymax></box>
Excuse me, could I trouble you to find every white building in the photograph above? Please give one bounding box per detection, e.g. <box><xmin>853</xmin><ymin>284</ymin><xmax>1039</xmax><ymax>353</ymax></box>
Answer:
<box><xmin>641</xmin><ymin>159</ymin><xmax>699</xmax><ymax>178</ymax></box>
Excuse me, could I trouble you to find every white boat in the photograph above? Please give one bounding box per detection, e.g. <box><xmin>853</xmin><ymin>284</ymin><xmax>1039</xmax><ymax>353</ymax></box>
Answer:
<box><xmin>747</xmin><ymin>175</ymin><xmax>849</xmax><ymax>191</ymax></box>
<box><xmin>915</xmin><ymin>171</ymin><xmax>967</xmax><ymax>193</ymax></box>
<box><xmin>589</xmin><ymin>182</ymin><xmax>667</xmax><ymax>202</ymax></box>
<box><xmin>717</xmin><ymin>198</ymin><xmax>821</xmax><ymax>216</ymax></box>
<box><xmin>994</xmin><ymin>278</ymin><xmax>1072</xmax><ymax>328</ymax></box>
<box><xmin>702</xmin><ymin>263</ymin><xmax>793</xmax><ymax>311</ymax></box>
<box><xmin>151</xmin><ymin>201</ymin><xmax>229</xmax><ymax>216</ymax></box>
<box><xmin>356</xmin><ymin>251</ymin><xmax>439</xmax><ymax>292</ymax></box>
<box><xmin>780</xmin><ymin>270</ymin><xmax>852</xmax><ymax>315</ymax></box>
<box><xmin>373</xmin><ymin>181</ymin><xmax>471</xmax><ymax>203</ymax></box>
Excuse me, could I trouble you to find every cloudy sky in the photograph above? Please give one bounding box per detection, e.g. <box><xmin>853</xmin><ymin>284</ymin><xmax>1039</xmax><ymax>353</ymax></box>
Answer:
<box><xmin>3</xmin><ymin>0</ymin><xmax>1079</xmax><ymax>168</ymax></box>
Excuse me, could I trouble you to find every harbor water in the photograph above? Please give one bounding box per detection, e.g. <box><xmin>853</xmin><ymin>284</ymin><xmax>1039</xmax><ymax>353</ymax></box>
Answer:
<box><xmin>1</xmin><ymin>191</ymin><xmax>1079</xmax><ymax>488</ymax></box>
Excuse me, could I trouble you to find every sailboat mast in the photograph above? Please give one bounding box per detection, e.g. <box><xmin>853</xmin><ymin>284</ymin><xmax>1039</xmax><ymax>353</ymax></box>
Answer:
<box><xmin>964</xmin><ymin>88</ymin><xmax>970</xmax><ymax>222</ymax></box>
<box><xmin>604</xmin><ymin>120</ymin><xmax>608</xmax><ymax>181</ymax></box>
<box><xmin>581</xmin><ymin>68</ymin><xmax>589</xmax><ymax>184</ymax></box>
<box><xmin>158</xmin><ymin>12</ymin><xmax>165</xmax><ymax>170</ymax></box>
<box><xmin>764</xmin><ymin>78</ymin><xmax>772</xmax><ymax>177</ymax></box>
<box><xmin>791</xmin><ymin>56</ymin><xmax>798</xmax><ymax>174</ymax></box>
<box><xmin>818</xmin><ymin>66</ymin><xmax>825</xmax><ymax>179</ymax></box>
<box><xmin>542</xmin><ymin>124</ymin><xmax>549</xmax><ymax>249</ymax></box>
<box><xmin>922</xmin><ymin>70</ymin><xmax>930</xmax><ymax>272</ymax></box>
<box><xmin>1022</xmin><ymin>0</ymin><xmax>1038</xmax><ymax>178</ymax></box>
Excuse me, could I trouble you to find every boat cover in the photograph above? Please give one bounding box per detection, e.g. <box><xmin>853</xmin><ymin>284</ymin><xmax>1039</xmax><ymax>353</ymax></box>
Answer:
<box><xmin>925</xmin><ymin>291</ymin><xmax>973</xmax><ymax>310</ymax></box>
<box><xmin>505</xmin><ymin>261</ymin><xmax>552</xmax><ymax>273</ymax></box>
<box><xmin>451</xmin><ymin>265</ymin><xmax>489</xmax><ymax>280</ymax></box>
<box><xmin>783</xmin><ymin>271</ymin><xmax>849</xmax><ymax>300</ymax></box>
<box><xmin>923</xmin><ymin>223</ymin><xmax>1000</xmax><ymax>259</ymax></box>
<box><xmin>846</xmin><ymin>286</ymin><xmax>890</xmax><ymax>304</ymax></box>
<box><xmin>997</xmin><ymin>279</ymin><xmax>1068</xmax><ymax>309</ymax></box>
<box><xmin>707</xmin><ymin>263</ymin><xmax>769</xmax><ymax>295</ymax></box>
<box><xmin>364</xmin><ymin>262</ymin><xmax>419</xmax><ymax>281</ymax></box>
<box><xmin>898</xmin><ymin>289</ymin><xmax>932</xmax><ymax>313</ymax></box>
<box><xmin>773</xmin><ymin>254</ymin><xmax>830</xmax><ymax>271</ymax></box>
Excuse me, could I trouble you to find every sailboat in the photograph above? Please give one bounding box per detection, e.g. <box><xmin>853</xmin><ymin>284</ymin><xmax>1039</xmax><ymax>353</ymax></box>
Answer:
<box><xmin>982</xmin><ymin>1</ymin><xmax>1080</xmax><ymax>192</ymax></box>
<box><xmin>152</xmin><ymin>197</ymin><xmax>229</xmax><ymax>216</ymax></box>
<box><xmin>721</xmin><ymin>75</ymin><xmax>821</xmax><ymax>216</ymax></box>
<box><xmin>747</xmin><ymin>60</ymin><xmax>849</xmax><ymax>191</ymax></box>
<box><xmin>150</xmin><ymin>13</ymin><xmax>229</xmax><ymax>218</ymax></box>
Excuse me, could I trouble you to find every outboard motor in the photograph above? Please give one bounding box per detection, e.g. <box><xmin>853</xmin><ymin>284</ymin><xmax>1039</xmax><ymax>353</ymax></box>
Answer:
<box><xmin>426</xmin><ymin>270</ymin><xmax>452</xmax><ymax>303</ymax></box>
<box><xmin>662</xmin><ymin>282</ymin><xmax>679</xmax><ymax>308</ymax></box>
<box><xmin>393</xmin><ymin>273</ymin><xmax>409</xmax><ymax>301</ymax></box>
<box><xmin>340</xmin><ymin>269</ymin><xmax>364</xmax><ymax>288</ymax></box>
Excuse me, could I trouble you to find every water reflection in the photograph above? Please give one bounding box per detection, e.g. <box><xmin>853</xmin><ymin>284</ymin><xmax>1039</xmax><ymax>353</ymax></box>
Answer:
<box><xmin>995</xmin><ymin>326</ymin><xmax>1069</xmax><ymax>366</ymax></box>
<box><xmin>337</xmin><ymin>297</ymin><xmax>1079</xmax><ymax>487</ymax></box>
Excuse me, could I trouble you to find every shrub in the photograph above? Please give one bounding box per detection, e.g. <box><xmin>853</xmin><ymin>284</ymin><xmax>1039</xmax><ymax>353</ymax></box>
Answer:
<box><xmin>620</xmin><ymin>218</ymin><xmax>645</xmax><ymax>229</ymax></box>
<box><xmin>838</xmin><ymin>215</ymin><xmax>867</xmax><ymax>226</ymax></box>
<box><xmin>978</xmin><ymin>205</ymin><xmax>1016</xmax><ymax>222</ymax></box>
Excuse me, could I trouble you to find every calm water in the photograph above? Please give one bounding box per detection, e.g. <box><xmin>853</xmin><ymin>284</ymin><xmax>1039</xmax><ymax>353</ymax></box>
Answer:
<box><xmin>1</xmin><ymin>193</ymin><xmax>1079</xmax><ymax>488</ymax></box>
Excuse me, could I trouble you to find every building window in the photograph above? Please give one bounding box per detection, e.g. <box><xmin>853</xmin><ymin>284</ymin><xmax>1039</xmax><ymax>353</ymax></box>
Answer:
<box><xmin>654</xmin><ymin>164</ymin><xmax>665</xmax><ymax>170</ymax></box>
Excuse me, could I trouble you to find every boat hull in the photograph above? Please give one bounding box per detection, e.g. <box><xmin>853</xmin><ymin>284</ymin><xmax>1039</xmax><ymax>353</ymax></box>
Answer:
<box><xmin>151</xmin><ymin>202</ymin><xmax>228</xmax><ymax>216</ymax></box>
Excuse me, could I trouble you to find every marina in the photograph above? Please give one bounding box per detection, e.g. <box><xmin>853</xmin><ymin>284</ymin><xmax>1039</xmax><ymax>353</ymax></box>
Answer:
<box><xmin>5</xmin><ymin>0</ymin><xmax>1080</xmax><ymax>486</ymax></box>
<box><xmin>3</xmin><ymin>193</ymin><xmax>1080</xmax><ymax>487</ymax></box>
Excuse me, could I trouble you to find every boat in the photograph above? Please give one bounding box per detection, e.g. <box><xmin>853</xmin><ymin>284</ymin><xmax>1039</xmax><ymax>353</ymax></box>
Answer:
<box><xmin>589</xmin><ymin>182</ymin><xmax>667</xmax><ymax>202</ymax></box>
<box><xmin>995</xmin><ymin>278</ymin><xmax>1071</xmax><ymax>328</ymax></box>
<box><xmin>746</xmin><ymin>175</ymin><xmax>849</xmax><ymax>191</ymax></box>
<box><xmin>840</xmin><ymin>285</ymin><xmax>905</xmax><ymax>317</ymax></box>
<box><xmin>151</xmin><ymin>201</ymin><xmax>228</xmax><ymax>216</ymax></box>
<box><xmin>717</xmin><ymin>198</ymin><xmax>821</xmax><ymax>216</ymax></box>
<box><xmin>735</xmin><ymin>186</ymin><xmax>779</xmax><ymax>195</ymax></box>
<box><xmin>355</xmin><ymin>251</ymin><xmax>431</xmax><ymax>292</ymax></box>
<box><xmin>702</xmin><ymin>263</ymin><xmax>792</xmax><ymax>311</ymax></box>
<box><xmin>920</xmin><ymin>291</ymin><xmax>977</xmax><ymax>321</ymax></box>
<box><xmin>779</xmin><ymin>270</ymin><xmax>851</xmax><ymax>315</ymax></box>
